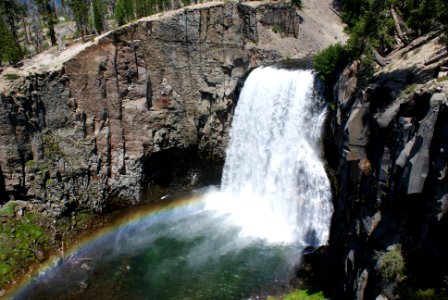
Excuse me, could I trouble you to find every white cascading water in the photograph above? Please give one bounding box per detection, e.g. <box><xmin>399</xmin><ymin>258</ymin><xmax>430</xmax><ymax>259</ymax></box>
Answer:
<box><xmin>206</xmin><ymin>67</ymin><xmax>333</xmax><ymax>245</ymax></box>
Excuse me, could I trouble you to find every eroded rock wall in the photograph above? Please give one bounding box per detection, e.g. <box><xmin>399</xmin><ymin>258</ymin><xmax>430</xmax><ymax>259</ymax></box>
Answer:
<box><xmin>323</xmin><ymin>35</ymin><xmax>448</xmax><ymax>299</ymax></box>
<box><xmin>0</xmin><ymin>2</ymin><xmax>303</xmax><ymax>213</ymax></box>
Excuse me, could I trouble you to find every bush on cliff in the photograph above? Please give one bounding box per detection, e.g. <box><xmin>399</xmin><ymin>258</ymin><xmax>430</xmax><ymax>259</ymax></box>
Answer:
<box><xmin>375</xmin><ymin>246</ymin><xmax>406</xmax><ymax>283</ymax></box>
<box><xmin>313</xmin><ymin>43</ymin><xmax>348</xmax><ymax>86</ymax></box>
<box><xmin>291</xmin><ymin>0</ymin><xmax>303</xmax><ymax>10</ymax></box>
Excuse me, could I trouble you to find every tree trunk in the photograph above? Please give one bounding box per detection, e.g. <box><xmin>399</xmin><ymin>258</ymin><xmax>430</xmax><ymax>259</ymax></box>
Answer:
<box><xmin>21</xmin><ymin>14</ymin><xmax>29</xmax><ymax>46</ymax></box>
<box><xmin>45</xmin><ymin>1</ymin><xmax>57</xmax><ymax>46</ymax></box>
<box><xmin>390</xmin><ymin>5</ymin><xmax>407</xmax><ymax>45</ymax></box>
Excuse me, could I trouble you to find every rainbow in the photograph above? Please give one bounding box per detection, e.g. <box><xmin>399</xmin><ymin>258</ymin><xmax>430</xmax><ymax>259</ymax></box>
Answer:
<box><xmin>6</xmin><ymin>191</ymin><xmax>209</xmax><ymax>299</ymax></box>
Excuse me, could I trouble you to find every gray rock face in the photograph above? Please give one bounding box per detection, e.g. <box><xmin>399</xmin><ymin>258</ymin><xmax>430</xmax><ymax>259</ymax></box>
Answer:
<box><xmin>0</xmin><ymin>2</ymin><xmax>303</xmax><ymax>213</ymax></box>
<box><xmin>324</xmin><ymin>40</ymin><xmax>448</xmax><ymax>298</ymax></box>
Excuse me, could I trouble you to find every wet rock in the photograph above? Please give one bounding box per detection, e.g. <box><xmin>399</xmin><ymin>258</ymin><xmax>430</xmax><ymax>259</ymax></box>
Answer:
<box><xmin>81</xmin><ymin>262</ymin><xmax>91</xmax><ymax>271</ymax></box>
<box><xmin>375</xmin><ymin>294</ymin><xmax>388</xmax><ymax>300</ymax></box>
<box><xmin>33</xmin><ymin>247</ymin><xmax>47</xmax><ymax>263</ymax></box>
<box><xmin>355</xmin><ymin>269</ymin><xmax>369</xmax><ymax>300</ymax></box>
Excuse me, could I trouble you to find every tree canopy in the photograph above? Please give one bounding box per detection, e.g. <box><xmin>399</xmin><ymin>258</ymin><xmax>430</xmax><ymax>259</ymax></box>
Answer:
<box><xmin>314</xmin><ymin>0</ymin><xmax>448</xmax><ymax>86</ymax></box>
<box><xmin>0</xmin><ymin>0</ymin><xmax>200</xmax><ymax>65</ymax></box>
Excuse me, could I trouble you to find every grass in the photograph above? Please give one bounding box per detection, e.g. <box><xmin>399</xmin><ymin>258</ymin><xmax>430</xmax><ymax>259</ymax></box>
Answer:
<box><xmin>436</xmin><ymin>76</ymin><xmax>448</xmax><ymax>82</ymax></box>
<box><xmin>285</xmin><ymin>290</ymin><xmax>326</xmax><ymax>300</ymax></box>
<box><xmin>268</xmin><ymin>289</ymin><xmax>327</xmax><ymax>300</ymax></box>
<box><xmin>25</xmin><ymin>160</ymin><xmax>37</xmax><ymax>168</ymax></box>
<box><xmin>0</xmin><ymin>202</ymin><xmax>17</xmax><ymax>218</ymax></box>
<box><xmin>0</xmin><ymin>209</ymin><xmax>50</xmax><ymax>287</ymax></box>
<box><xmin>42</xmin><ymin>130</ymin><xmax>64</xmax><ymax>162</ymax></box>
<box><xmin>0</xmin><ymin>204</ymin><xmax>102</xmax><ymax>289</ymax></box>
<box><xmin>3</xmin><ymin>73</ymin><xmax>19</xmax><ymax>80</ymax></box>
<box><xmin>403</xmin><ymin>83</ymin><xmax>418</xmax><ymax>95</ymax></box>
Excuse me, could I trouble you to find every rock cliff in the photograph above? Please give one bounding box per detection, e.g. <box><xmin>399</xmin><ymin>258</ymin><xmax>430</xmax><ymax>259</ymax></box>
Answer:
<box><xmin>321</xmin><ymin>33</ymin><xmax>448</xmax><ymax>299</ymax></box>
<box><xmin>0</xmin><ymin>2</ymin><xmax>309</xmax><ymax>213</ymax></box>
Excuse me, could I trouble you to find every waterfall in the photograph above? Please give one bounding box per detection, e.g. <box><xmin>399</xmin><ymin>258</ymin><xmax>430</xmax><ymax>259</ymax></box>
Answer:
<box><xmin>207</xmin><ymin>67</ymin><xmax>333</xmax><ymax>245</ymax></box>
<box><xmin>12</xmin><ymin>67</ymin><xmax>334</xmax><ymax>300</ymax></box>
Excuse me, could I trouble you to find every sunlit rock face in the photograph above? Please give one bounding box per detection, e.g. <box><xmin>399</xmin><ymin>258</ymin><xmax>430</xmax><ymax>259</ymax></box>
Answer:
<box><xmin>0</xmin><ymin>2</ymin><xmax>305</xmax><ymax>212</ymax></box>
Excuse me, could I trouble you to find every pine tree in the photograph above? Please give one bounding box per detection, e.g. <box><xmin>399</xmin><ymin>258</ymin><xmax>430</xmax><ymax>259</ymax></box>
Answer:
<box><xmin>66</xmin><ymin>0</ymin><xmax>90</xmax><ymax>39</ymax></box>
<box><xmin>36</xmin><ymin>0</ymin><xmax>57</xmax><ymax>46</ymax></box>
<box><xmin>135</xmin><ymin>0</ymin><xmax>148</xmax><ymax>18</ymax></box>
<box><xmin>0</xmin><ymin>16</ymin><xmax>21</xmax><ymax>64</ymax></box>
<box><xmin>0</xmin><ymin>0</ymin><xmax>23</xmax><ymax>59</ymax></box>
<box><xmin>93</xmin><ymin>0</ymin><xmax>104</xmax><ymax>34</ymax></box>
<box><xmin>114</xmin><ymin>0</ymin><xmax>125</xmax><ymax>26</ymax></box>
<box><xmin>19</xmin><ymin>1</ymin><xmax>30</xmax><ymax>46</ymax></box>
<box><xmin>146</xmin><ymin>0</ymin><xmax>155</xmax><ymax>16</ymax></box>
<box><xmin>123</xmin><ymin>0</ymin><xmax>134</xmax><ymax>22</ymax></box>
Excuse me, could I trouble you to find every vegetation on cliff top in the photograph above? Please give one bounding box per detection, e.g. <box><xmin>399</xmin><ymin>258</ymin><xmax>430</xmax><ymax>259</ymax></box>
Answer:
<box><xmin>314</xmin><ymin>0</ymin><xmax>447</xmax><ymax>86</ymax></box>
<box><xmin>0</xmin><ymin>0</ymin><xmax>215</xmax><ymax>66</ymax></box>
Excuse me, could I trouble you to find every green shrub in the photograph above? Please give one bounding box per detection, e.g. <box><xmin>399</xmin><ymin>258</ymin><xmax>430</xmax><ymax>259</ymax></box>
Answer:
<box><xmin>357</xmin><ymin>48</ymin><xmax>375</xmax><ymax>88</ymax></box>
<box><xmin>25</xmin><ymin>160</ymin><xmax>37</xmax><ymax>168</ymax></box>
<box><xmin>291</xmin><ymin>0</ymin><xmax>303</xmax><ymax>9</ymax></box>
<box><xmin>42</xmin><ymin>130</ymin><xmax>64</xmax><ymax>161</ymax></box>
<box><xmin>313</xmin><ymin>43</ymin><xmax>348</xmax><ymax>85</ymax></box>
<box><xmin>410</xmin><ymin>289</ymin><xmax>437</xmax><ymax>300</ymax></box>
<box><xmin>376</xmin><ymin>246</ymin><xmax>406</xmax><ymax>283</ymax></box>
<box><xmin>272</xmin><ymin>24</ymin><xmax>283</xmax><ymax>34</ymax></box>
<box><xmin>0</xmin><ymin>202</ymin><xmax>16</xmax><ymax>218</ymax></box>
<box><xmin>400</xmin><ymin>287</ymin><xmax>448</xmax><ymax>300</ymax></box>
<box><xmin>283</xmin><ymin>289</ymin><xmax>326</xmax><ymax>300</ymax></box>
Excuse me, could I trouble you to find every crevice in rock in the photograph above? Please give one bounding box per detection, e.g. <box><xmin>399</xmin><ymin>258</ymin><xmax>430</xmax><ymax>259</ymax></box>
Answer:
<box><xmin>98</xmin><ymin>60</ymin><xmax>108</xmax><ymax>99</ymax></box>
<box><xmin>132</xmin><ymin>43</ymin><xmax>139</xmax><ymax>81</ymax></box>
<box><xmin>106</xmin><ymin>126</ymin><xmax>111</xmax><ymax>178</ymax></box>
<box><xmin>112</xmin><ymin>38</ymin><xmax>121</xmax><ymax>104</ymax></box>
<box><xmin>0</xmin><ymin>165</ymin><xmax>7</xmax><ymax>203</ymax></box>
<box><xmin>146</xmin><ymin>74</ymin><xmax>153</xmax><ymax>110</ymax></box>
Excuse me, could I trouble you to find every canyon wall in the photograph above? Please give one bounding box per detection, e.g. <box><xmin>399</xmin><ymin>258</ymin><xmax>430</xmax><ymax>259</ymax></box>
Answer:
<box><xmin>322</xmin><ymin>34</ymin><xmax>448</xmax><ymax>299</ymax></box>
<box><xmin>0</xmin><ymin>2</ymin><xmax>304</xmax><ymax>213</ymax></box>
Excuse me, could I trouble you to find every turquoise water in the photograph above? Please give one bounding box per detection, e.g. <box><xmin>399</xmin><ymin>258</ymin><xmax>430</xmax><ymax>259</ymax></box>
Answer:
<box><xmin>14</xmin><ymin>192</ymin><xmax>301</xmax><ymax>300</ymax></box>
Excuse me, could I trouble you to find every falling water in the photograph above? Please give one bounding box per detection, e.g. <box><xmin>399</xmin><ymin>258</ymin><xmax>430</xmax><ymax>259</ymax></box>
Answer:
<box><xmin>207</xmin><ymin>67</ymin><xmax>333</xmax><ymax>245</ymax></box>
<box><xmin>10</xmin><ymin>67</ymin><xmax>333</xmax><ymax>300</ymax></box>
